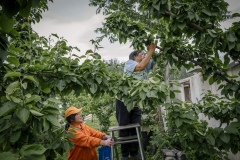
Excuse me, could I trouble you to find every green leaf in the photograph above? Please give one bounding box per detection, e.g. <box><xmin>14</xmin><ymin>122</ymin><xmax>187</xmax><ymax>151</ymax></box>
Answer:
<box><xmin>228</xmin><ymin>42</ymin><xmax>235</xmax><ymax>50</ymax></box>
<box><xmin>146</xmin><ymin>90</ymin><xmax>158</xmax><ymax>98</ymax></box>
<box><xmin>138</xmin><ymin>101</ymin><xmax>143</xmax><ymax>109</ymax></box>
<box><xmin>90</xmin><ymin>83</ymin><xmax>98</xmax><ymax>94</ymax></box>
<box><xmin>95</xmin><ymin>77</ymin><xmax>102</xmax><ymax>84</ymax></box>
<box><xmin>188</xmin><ymin>11</ymin><xmax>194</xmax><ymax>20</ymax></box>
<box><xmin>227</xmin><ymin>32</ymin><xmax>236</xmax><ymax>42</ymax></box>
<box><xmin>232</xmin><ymin>13</ymin><xmax>240</xmax><ymax>18</ymax></box>
<box><xmin>62</xmin><ymin>141</ymin><xmax>70</xmax><ymax>151</ymax></box>
<box><xmin>235</xmin><ymin>42</ymin><xmax>240</xmax><ymax>51</ymax></box>
<box><xmin>0</xmin><ymin>14</ymin><xmax>14</xmax><ymax>33</ymax></box>
<box><xmin>46</xmin><ymin>115</ymin><xmax>61</xmax><ymax>127</ymax></box>
<box><xmin>26</xmin><ymin>95</ymin><xmax>41</xmax><ymax>104</ymax></box>
<box><xmin>10</xmin><ymin>96</ymin><xmax>21</xmax><ymax>103</ymax></box>
<box><xmin>209</xmin><ymin>76</ymin><xmax>214</xmax><ymax>85</ymax></box>
<box><xmin>170</xmin><ymin>91</ymin><xmax>175</xmax><ymax>98</ymax></box>
<box><xmin>130</xmin><ymin>89</ymin><xmax>138</xmax><ymax>96</ymax></box>
<box><xmin>206</xmin><ymin>134</ymin><xmax>215</xmax><ymax>145</ymax></box>
<box><xmin>0</xmin><ymin>101</ymin><xmax>16</xmax><ymax>117</ymax></box>
<box><xmin>10</xmin><ymin>130</ymin><xmax>21</xmax><ymax>143</ymax></box>
<box><xmin>22</xmin><ymin>154</ymin><xmax>46</xmax><ymax>160</ymax></box>
<box><xmin>57</xmin><ymin>80</ymin><xmax>66</xmax><ymax>92</ymax></box>
<box><xmin>120</xmin><ymin>86</ymin><xmax>128</xmax><ymax>95</ymax></box>
<box><xmin>43</xmin><ymin>116</ymin><xmax>50</xmax><ymax>131</ymax></box>
<box><xmin>19</xmin><ymin>0</ymin><xmax>33</xmax><ymax>17</ymax></box>
<box><xmin>206</xmin><ymin>36</ymin><xmax>212</xmax><ymax>44</ymax></box>
<box><xmin>175</xmin><ymin>118</ymin><xmax>182</xmax><ymax>128</ymax></box>
<box><xmin>16</xmin><ymin>108</ymin><xmax>30</xmax><ymax>123</ymax></box>
<box><xmin>224</xmin><ymin>125</ymin><xmax>238</xmax><ymax>134</ymax></box>
<box><xmin>196</xmin><ymin>130</ymin><xmax>205</xmax><ymax>136</ymax></box>
<box><xmin>42</xmin><ymin>107</ymin><xmax>59</xmax><ymax>115</ymax></box>
<box><xmin>207</xmin><ymin>30</ymin><xmax>217</xmax><ymax>38</ymax></box>
<box><xmin>152</xmin><ymin>2</ymin><xmax>160</xmax><ymax>11</ymax></box>
<box><xmin>230</xmin><ymin>84</ymin><xmax>239</xmax><ymax>91</ymax></box>
<box><xmin>7</xmin><ymin>57</ymin><xmax>20</xmax><ymax>67</ymax></box>
<box><xmin>177</xmin><ymin>22</ymin><xmax>186</xmax><ymax>30</ymax></box>
<box><xmin>21</xmin><ymin>82</ymin><xmax>27</xmax><ymax>89</ymax></box>
<box><xmin>0</xmin><ymin>122</ymin><xmax>12</xmax><ymax>132</ymax></box>
<box><xmin>32</xmin><ymin>0</ymin><xmax>41</xmax><ymax>7</ymax></box>
<box><xmin>4</xmin><ymin>72</ymin><xmax>21</xmax><ymax>79</ymax></box>
<box><xmin>172</xmin><ymin>90</ymin><xmax>181</xmax><ymax>93</ymax></box>
<box><xmin>23</xmin><ymin>76</ymin><xmax>37</xmax><ymax>83</ymax></box>
<box><xmin>139</xmin><ymin>92</ymin><xmax>146</xmax><ymax>100</ymax></box>
<box><xmin>202</xmin><ymin>8</ymin><xmax>211</xmax><ymax>16</ymax></box>
<box><xmin>223</xmin><ymin>53</ymin><xmax>230</xmax><ymax>67</ymax></box>
<box><xmin>47</xmin><ymin>98</ymin><xmax>62</xmax><ymax>104</ymax></box>
<box><xmin>30</xmin><ymin>109</ymin><xmax>44</xmax><ymax>116</ymax></box>
<box><xmin>5</xmin><ymin>81</ymin><xmax>20</xmax><ymax>95</ymax></box>
<box><xmin>20</xmin><ymin>144</ymin><xmax>47</xmax><ymax>156</ymax></box>
<box><xmin>0</xmin><ymin>152</ymin><xmax>18</xmax><ymax>160</ymax></box>
<box><xmin>52</xmin><ymin>33</ymin><xmax>59</xmax><ymax>38</ymax></box>
<box><xmin>182</xmin><ymin>119</ymin><xmax>194</xmax><ymax>125</ymax></box>
<box><xmin>181</xmin><ymin>112</ymin><xmax>195</xmax><ymax>120</ymax></box>
<box><xmin>220</xmin><ymin>133</ymin><xmax>230</xmax><ymax>143</ymax></box>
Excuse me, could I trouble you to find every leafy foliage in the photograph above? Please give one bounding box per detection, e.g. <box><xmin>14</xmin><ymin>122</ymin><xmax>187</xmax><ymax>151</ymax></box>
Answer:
<box><xmin>1</xmin><ymin>0</ymin><xmax>240</xmax><ymax>159</ymax></box>
<box><xmin>90</xmin><ymin>0</ymin><xmax>240</xmax><ymax>101</ymax></box>
<box><xmin>90</xmin><ymin>0</ymin><xmax>240</xmax><ymax>159</ymax></box>
<box><xmin>0</xmin><ymin>2</ymin><xmax>169</xmax><ymax>159</ymax></box>
<box><xmin>0</xmin><ymin>0</ymin><xmax>52</xmax><ymax>66</ymax></box>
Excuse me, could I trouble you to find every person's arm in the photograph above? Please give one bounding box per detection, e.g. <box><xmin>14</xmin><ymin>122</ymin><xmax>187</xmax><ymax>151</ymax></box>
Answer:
<box><xmin>134</xmin><ymin>43</ymin><xmax>156</xmax><ymax>71</ymax></box>
<box><xmin>69</xmin><ymin>124</ymin><xmax>113</xmax><ymax>148</ymax></box>
<box><xmin>84</xmin><ymin>124</ymin><xmax>105</xmax><ymax>138</ymax></box>
<box><xmin>69</xmin><ymin>130</ymin><xmax>102</xmax><ymax>148</ymax></box>
<box><xmin>145</xmin><ymin>59</ymin><xmax>154</xmax><ymax>73</ymax></box>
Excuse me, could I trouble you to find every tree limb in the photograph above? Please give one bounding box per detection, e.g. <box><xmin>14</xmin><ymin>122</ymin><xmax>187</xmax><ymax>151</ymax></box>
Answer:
<box><xmin>164</xmin><ymin>11</ymin><xmax>204</xmax><ymax>33</ymax></box>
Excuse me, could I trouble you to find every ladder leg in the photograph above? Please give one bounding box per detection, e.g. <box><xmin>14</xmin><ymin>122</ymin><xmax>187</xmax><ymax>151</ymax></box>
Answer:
<box><xmin>110</xmin><ymin>131</ymin><xmax>114</xmax><ymax>160</ymax></box>
<box><xmin>136</xmin><ymin>127</ymin><xmax>144</xmax><ymax>160</ymax></box>
<box><xmin>115</xmin><ymin>145</ymin><xmax>119</xmax><ymax>160</ymax></box>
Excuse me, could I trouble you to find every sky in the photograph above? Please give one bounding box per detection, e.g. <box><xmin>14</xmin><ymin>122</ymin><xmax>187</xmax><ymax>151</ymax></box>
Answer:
<box><xmin>32</xmin><ymin>0</ymin><xmax>132</xmax><ymax>62</ymax></box>
<box><xmin>32</xmin><ymin>0</ymin><xmax>240</xmax><ymax>62</ymax></box>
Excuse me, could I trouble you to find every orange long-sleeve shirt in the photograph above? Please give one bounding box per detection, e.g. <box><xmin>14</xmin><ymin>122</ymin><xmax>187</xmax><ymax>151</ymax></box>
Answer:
<box><xmin>67</xmin><ymin>123</ymin><xmax>105</xmax><ymax>160</ymax></box>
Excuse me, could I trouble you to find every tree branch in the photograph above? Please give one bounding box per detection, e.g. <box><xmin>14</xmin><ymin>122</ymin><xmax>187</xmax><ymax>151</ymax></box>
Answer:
<box><xmin>187</xmin><ymin>23</ymin><xmax>205</xmax><ymax>32</ymax></box>
<box><xmin>164</xmin><ymin>11</ymin><xmax>204</xmax><ymax>33</ymax></box>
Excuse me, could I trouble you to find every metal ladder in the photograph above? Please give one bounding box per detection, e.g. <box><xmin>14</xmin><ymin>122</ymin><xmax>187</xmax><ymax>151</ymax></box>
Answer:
<box><xmin>108</xmin><ymin>123</ymin><xmax>144</xmax><ymax>160</ymax></box>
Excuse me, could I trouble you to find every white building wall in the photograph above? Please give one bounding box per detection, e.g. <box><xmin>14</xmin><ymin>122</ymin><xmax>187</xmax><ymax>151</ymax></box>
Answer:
<box><xmin>172</xmin><ymin>64</ymin><xmax>240</xmax><ymax>160</ymax></box>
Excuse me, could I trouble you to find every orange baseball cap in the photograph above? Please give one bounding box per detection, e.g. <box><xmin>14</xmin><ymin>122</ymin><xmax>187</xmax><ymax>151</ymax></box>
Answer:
<box><xmin>65</xmin><ymin>106</ymin><xmax>83</xmax><ymax>118</ymax></box>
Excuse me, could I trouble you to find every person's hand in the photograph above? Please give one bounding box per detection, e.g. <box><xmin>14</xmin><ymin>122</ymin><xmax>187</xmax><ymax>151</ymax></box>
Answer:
<box><xmin>147</xmin><ymin>43</ymin><xmax>156</xmax><ymax>53</ymax></box>
<box><xmin>105</xmin><ymin>135</ymin><xmax>111</xmax><ymax>140</ymax></box>
<box><xmin>102</xmin><ymin>138</ymin><xmax>114</xmax><ymax>147</ymax></box>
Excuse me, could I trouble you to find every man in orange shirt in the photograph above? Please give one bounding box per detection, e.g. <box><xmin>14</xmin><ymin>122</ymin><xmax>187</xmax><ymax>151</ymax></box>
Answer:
<box><xmin>65</xmin><ymin>106</ymin><xmax>114</xmax><ymax>160</ymax></box>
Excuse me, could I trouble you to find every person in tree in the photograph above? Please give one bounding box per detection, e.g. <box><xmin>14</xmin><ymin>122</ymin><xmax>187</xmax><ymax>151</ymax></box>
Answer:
<box><xmin>116</xmin><ymin>43</ymin><xmax>156</xmax><ymax>160</ymax></box>
<box><xmin>65</xmin><ymin>106</ymin><xmax>114</xmax><ymax>160</ymax></box>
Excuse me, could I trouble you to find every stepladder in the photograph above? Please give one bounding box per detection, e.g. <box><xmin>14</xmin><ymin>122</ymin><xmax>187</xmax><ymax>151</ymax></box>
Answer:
<box><xmin>108</xmin><ymin>123</ymin><xmax>144</xmax><ymax>160</ymax></box>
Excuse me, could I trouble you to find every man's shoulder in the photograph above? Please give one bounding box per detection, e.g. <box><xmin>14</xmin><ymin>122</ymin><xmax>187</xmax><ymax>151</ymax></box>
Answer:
<box><xmin>125</xmin><ymin>59</ymin><xmax>137</xmax><ymax>64</ymax></box>
<box><xmin>124</xmin><ymin>60</ymin><xmax>138</xmax><ymax>74</ymax></box>
<box><xmin>124</xmin><ymin>59</ymin><xmax>138</xmax><ymax>68</ymax></box>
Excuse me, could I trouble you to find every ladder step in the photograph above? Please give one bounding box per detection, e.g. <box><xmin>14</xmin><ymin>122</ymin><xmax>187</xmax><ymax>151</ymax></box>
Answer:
<box><xmin>116</xmin><ymin>135</ymin><xmax>138</xmax><ymax>141</ymax></box>
<box><xmin>114</xmin><ymin>139</ymin><xmax>138</xmax><ymax>144</ymax></box>
<box><xmin>108</xmin><ymin>123</ymin><xmax>140</xmax><ymax>131</ymax></box>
